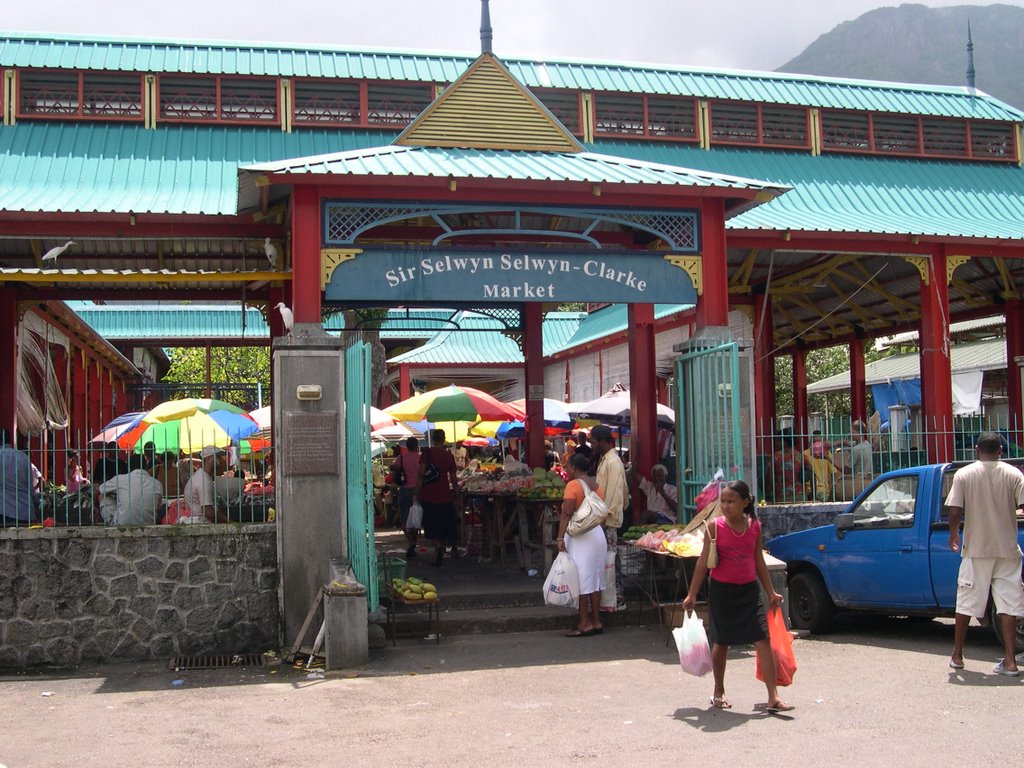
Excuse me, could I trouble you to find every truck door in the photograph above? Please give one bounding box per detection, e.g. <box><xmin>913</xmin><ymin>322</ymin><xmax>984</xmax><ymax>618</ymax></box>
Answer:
<box><xmin>825</xmin><ymin>473</ymin><xmax>933</xmax><ymax>607</ymax></box>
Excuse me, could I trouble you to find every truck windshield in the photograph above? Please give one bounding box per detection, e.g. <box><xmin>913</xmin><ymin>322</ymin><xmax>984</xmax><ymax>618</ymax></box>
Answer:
<box><xmin>849</xmin><ymin>475</ymin><xmax>918</xmax><ymax>528</ymax></box>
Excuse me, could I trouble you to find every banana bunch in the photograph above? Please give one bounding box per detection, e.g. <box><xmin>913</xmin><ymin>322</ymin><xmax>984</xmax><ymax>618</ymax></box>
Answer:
<box><xmin>392</xmin><ymin>576</ymin><xmax>439</xmax><ymax>602</ymax></box>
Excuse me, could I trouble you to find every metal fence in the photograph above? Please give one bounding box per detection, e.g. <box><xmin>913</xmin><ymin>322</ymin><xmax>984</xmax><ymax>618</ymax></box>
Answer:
<box><xmin>755</xmin><ymin>413</ymin><xmax>1022</xmax><ymax>505</ymax></box>
<box><xmin>1</xmin><ymin>435</ymin><xmax>274</xmax><ymax>529</ymax></box>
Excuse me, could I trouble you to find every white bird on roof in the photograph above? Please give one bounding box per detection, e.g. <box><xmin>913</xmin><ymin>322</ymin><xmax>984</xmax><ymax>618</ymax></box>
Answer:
<box><xmin>42</xmin><ymin>240</ymin><xmax>75</xmax><ymax>262</ymax></box>
<box><xmin>264</xmin><ymin>237</ymin><xmax>278</xmax><ymax>269</ymax></box>
<box><xmin>275</xmin><ymin>302</ymin><xmax>294</xmax><ymax>333</ymax></box>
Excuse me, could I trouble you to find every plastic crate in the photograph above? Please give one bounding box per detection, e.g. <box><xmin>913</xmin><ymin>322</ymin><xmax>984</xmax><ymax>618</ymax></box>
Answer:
<box><xmin>378</xmin><ymin>555</ymin><xmax>407</xmax><ymax>593</ymax></box>
<box><xmin>617</xmin><ymin>544</ymin><xmax>645</xmax><ymax>577</ymax></box>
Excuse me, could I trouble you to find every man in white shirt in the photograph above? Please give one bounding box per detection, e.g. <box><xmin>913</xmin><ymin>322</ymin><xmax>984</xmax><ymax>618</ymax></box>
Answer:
<box><xmin>630</xmin><ymin>464</ymin><xmax>678</xmax><ymax>524</ymax></box>
<box><xmin>97</xmin><ymin>458</ymin><xmax>163</xmax><ymax>526</ymax></box>
<box><xmin>593</xmin><ymin>425</ymin><xmax>628</xmax><ymax>610</ymax></box>
<box><xmin>451</xmin><ymin>441</ymin><xmax>468</xmax><ymax>470</ymax></box>
<box><xmin>181</xmin><ymin>445</ymin><xmax>228</xmax><ymax>523</ymax></box>
<box><xmin>946</xmin><ymin>432</ymin><xmax>1024</xmax><ymax>675</ymax></box>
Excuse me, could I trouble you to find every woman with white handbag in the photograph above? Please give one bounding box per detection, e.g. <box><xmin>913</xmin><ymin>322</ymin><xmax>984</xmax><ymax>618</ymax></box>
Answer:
<box><xmin>556</xmin><ymin>453</ymin><xmax>608</xmax><ymax>637</ymax></box>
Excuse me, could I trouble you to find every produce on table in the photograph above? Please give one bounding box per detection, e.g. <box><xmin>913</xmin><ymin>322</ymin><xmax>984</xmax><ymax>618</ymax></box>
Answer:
<box><xmin>392</xmin><ymin>576</ymin><xmax>439</xmax><ymax>602</ymax></box>
<box><xmin>632</xmin><ymin>528</ymin><xmax>706</xmax><ymax>556</ymax></box>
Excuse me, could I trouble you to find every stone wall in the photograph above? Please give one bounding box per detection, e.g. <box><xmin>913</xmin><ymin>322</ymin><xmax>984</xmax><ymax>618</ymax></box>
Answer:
<box><xmin>0</xmin><ymin>524</ymin><xmax>280</xmax><ymax>668</ymax></box>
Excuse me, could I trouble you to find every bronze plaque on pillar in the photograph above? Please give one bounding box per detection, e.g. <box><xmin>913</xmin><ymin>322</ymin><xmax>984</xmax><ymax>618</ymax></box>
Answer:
<box><xmin>283</xmin><ymin>411</ymin><xmax>339</xmax><ymax>476</ymax></box>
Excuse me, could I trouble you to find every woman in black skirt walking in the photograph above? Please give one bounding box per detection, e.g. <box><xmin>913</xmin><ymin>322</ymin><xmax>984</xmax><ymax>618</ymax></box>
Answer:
<box><xmin>683</xmin><ymin>480</ymin><xmax>793</xmax><ymax>712</ymax></box>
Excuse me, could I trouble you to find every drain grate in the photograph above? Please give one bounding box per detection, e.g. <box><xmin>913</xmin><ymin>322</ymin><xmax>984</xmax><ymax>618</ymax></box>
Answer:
<box><xmin>168</xmin><ymin>653</ymin><xmax>265</xmax><ymax>670</ymax></box>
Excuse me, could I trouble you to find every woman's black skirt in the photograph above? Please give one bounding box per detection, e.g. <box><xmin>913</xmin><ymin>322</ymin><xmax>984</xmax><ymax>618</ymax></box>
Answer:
<box><xmin>421</xmin><ymin>500</ymin><xmax>457</xmax><ymax>541</ymax></box>
<box><xmin>708</xmin><ymin>578</ymin><xmax>768</xmax><ymax>646</ymax></box>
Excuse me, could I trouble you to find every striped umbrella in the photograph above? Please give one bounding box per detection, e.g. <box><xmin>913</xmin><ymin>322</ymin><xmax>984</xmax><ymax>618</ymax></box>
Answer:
<box><xmin>384</xmin><ymin>385</ymin><xmax>525</xmax><ymax>424</ymax></box>
<box><xmin>117</xmin><ymin>398</ymin><xmax>259</xmax><ymax>454</ymax></box>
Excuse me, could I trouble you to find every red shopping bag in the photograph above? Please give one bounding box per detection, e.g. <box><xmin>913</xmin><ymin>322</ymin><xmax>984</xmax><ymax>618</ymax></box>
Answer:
<box><xmin>755</xmin><ymin>606</ymin><xmax>798</xmax><ymax>687</ymax></box>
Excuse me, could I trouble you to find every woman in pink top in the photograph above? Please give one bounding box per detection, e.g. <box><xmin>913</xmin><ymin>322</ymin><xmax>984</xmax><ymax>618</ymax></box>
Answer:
<box><xmin>683</xmin><ymin>480</ymin><xmax>792</xmax><ymax>712</ymax></box>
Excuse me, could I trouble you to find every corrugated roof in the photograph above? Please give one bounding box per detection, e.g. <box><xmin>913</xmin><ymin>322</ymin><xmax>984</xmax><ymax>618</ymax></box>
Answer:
<box><xmin>387</xmin><ymin>310</ymin><xmax>588</xmax><ymax>364</ymax></box>
<box><xmin>6</xmin><ymin>121</ymin><xmax>1024</xmax><ymax>244</ymax></box>
<box><xmin>807</xmin><ymin>338</ymin><xmax>1006</xmax><ymax>394</ymax></box>
<box><xmin>242</xmin><ymin>144</ymin><xmax>787</xmax><ymax>193</ymax></box>
<box><xmin>70</xmin><ymin>304</ymin><xmax>269</xmax><ymax>339</ymax></box>
<box><xmin>561</xmin><ymin>303</ymin><xmax>691</xmax><ymax>351</ymax></box>
<box><xmin>3</xmin><ymin>32</ymin><xmax>1021</xmax><ymax>120</ymax></box>
<box><xmin>0</xmin><ymin>122</ymin><xmax>397</xmax><ymax>215</ymax></box>
<box><xmin>592</xmin><ymin>141</ymin><xmax>1024</xmax><ymax>240</ymax></box>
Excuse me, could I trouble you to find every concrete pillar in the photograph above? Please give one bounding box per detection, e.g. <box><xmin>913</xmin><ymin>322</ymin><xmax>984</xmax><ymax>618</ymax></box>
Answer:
<box><xmin>273</xmin><ymin>330</ymin><xmax>350</xmax><ymax>648</ymax></box>
<box><xmin>324</xmin><ymin>560</ymin><xmax>368</xmax><ymax>669</ymax></box>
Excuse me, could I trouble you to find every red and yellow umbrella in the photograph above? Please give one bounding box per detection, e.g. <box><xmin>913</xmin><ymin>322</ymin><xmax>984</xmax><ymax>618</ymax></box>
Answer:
<box><xmin>384</xmin><ymin>385</ymin><xmax>525</xmax><ymax>424</ymax></box>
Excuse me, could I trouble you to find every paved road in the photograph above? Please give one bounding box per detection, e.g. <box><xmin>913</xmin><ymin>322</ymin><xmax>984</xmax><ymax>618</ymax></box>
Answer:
<box><xmin>2</xmin><ymin>616</ymin><xmax>1019</xmax><ymax>768</ymax></box>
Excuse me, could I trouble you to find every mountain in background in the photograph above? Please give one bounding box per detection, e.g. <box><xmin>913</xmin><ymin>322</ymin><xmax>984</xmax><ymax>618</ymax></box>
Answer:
<box><xmin>778</xmin><ymin>3</ymin><xmax>1024</xmax><ymax>111</ymax></box>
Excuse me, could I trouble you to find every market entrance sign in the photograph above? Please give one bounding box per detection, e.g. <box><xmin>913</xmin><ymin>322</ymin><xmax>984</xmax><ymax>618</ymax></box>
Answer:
<box><xmin>323</xmin><ymin>248</ymin><xmax>697</xmax><ymax>304</ymax></box>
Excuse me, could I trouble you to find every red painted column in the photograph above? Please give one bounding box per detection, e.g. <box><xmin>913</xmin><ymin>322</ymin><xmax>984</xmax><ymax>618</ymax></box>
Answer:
<box><xmin>919</xmin><ymin>247</ymin><xmax>954</xmax><ymax>462</ymax></box>
<box><xmin>523</xmin><ymin>302</ymin><xmax>545</xmax><ymax>469</ymax></box>
<box><xmin>628</xmin><ymin>302</ymin><xmax>657</xmax><ymax>478</ymax></box>
<box><xmin>0</xmin><ymin>289</ymin><xmax>17</xmax><ymax>438</ymax></box>
<box><xmin>399</xmin><ymin>364</ymin><xmax>412</xmax><ymax>401</ymax></box>
<box><xmin>52</xmin><ymin>345</ymin><xmax>68</xmax><ymax>482</ymax></box>
<box><xmin>1004</xmin><ymin>299</ymin><xmax>1024</xmax><ymax>440</ymax></box>
<box><xmin>72</xmin><ymin>349</ymin><xmax>87</xmax><ymax>450</ymax></box>
<box><xmin>695</xmin><ymin>200</ymin><xmax>729</xmax><ymax>330</ymax></box>
<box><xmin>291</xmin><ymin>185</ymin><xmax>323</xmax><ymax>325</ymax></box>
<box><xmin>564</xmin><ymin>360</ymin><xmax>571</xmax><ymax>402</ymax></box>
<box><xmin>88</xmin><ymin>358</ymin><xmax>101</xmax><ymax>441</ymax></box>
<box><xmin>849</xmin><ymin>336</ymin><xmax>867</xmax><ymax>425</ymax></box>
<box><xmin>792</xmin><ymin>348</ymin><xmax>808</xmax><ymax>438</ymax></box>
<box><xmin>752</xmin><ymin>293</ymin><xmax>776</xmax><ymax>454</ymax></box>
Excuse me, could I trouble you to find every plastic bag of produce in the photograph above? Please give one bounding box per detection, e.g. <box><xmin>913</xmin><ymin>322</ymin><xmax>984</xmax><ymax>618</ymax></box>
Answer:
<box><xmin>673</xmin><ymin>610</ymin><xmax>713</xmax><ymax>677</ymax></box>
<box><xmin>542</xmin><ymin>552</ymin><xmax>579</xmax><ymax>608</ymax></box>
<box><xmin>406</xmin><ymin>501</ymin><xmax>423</xmax><ymax>530</ymax></box>
<box><xmin>755</xmin><ymin>606</ymin><xmax>797</xmax><ymax>686</ymax></box>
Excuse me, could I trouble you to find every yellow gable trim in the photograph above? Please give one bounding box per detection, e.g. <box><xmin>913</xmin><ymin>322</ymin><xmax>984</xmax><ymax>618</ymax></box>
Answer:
<box><xmin>395</xmin><ymin>53</ymin><xmax>583</xmax><ymax>153</ymax></box>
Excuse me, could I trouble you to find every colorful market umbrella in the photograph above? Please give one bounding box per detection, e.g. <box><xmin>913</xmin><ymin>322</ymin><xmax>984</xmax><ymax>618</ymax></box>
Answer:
<box><xmin>117</xmin><ymin>398</ymin><xmax>259</xmax><ymax>454</ymax></box>
<box><xmin>471</xmin><ymin>398</ymin><xmax>575</xmax><ymax>439</ymax></box>
<box><xmin>91</xmin><ymin>411</ymin><xmax>146</xmax><ymax>444</ymax></box>
<box><xmin>384</xmin><ymin>385</ymin><xmax>525</xmax><ymax>424</ymax></box>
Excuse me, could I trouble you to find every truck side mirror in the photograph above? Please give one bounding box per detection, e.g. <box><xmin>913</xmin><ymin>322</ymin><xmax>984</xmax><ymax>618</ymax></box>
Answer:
<box><xmin>835</xmin><ymin>512</ymin><xmax>855</xmax><ymax>539</ymax></box>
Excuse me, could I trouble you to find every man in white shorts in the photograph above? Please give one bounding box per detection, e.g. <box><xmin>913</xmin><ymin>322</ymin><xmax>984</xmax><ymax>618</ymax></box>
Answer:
<box><xmin>946</xmin><ymin>432</ymin><xmax>1024</xmax><ymax>675</ymax></box>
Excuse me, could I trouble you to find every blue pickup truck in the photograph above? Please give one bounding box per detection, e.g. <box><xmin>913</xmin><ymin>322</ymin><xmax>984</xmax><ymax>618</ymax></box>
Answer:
<box><xmin>766</xmin><ymin>461</ymin><xmax>1024</xmax><ymax>652</ymax></box>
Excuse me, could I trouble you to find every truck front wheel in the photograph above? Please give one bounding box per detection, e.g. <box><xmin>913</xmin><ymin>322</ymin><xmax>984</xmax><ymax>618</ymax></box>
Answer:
<box><xmin>788</xmin><ymin>572</ymin><xmax>835</xmax><ymax>633</ymax></box>
<box><xmin>989</xmin><ymin>602</ymin><xmax>1024</xmax><ymax>654</ymax></box>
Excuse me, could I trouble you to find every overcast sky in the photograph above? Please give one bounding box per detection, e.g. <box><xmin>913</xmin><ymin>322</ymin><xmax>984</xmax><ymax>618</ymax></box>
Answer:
<box><xmin>6</xmin><ymin>1</ymin><xmax>1018</xmax><ymax>71</ymax></box>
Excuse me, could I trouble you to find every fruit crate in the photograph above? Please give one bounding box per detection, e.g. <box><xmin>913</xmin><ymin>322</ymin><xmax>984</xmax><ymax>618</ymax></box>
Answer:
<box><xmin>378</xmin><ymin>555</ymin><xmax>406</xmax><ymax>593</ymax></box>
<box><xmin>617</xmin><ymin>544</ymin><xmax>645</xmax><ymax>577</ymax></box>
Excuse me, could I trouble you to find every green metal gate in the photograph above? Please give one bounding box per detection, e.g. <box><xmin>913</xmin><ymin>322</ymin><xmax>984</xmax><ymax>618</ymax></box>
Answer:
<box><xmin>674</xmin><ymin>337</ymin><xmax>743</xmax><ymax>522</ymax></box>
<box><xmin>344</xmin><ymin>341</ymin><xmax>379</xmax><ymax>611</ymax></box>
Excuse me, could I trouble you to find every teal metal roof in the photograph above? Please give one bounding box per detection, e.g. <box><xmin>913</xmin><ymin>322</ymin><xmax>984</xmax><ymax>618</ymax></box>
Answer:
<box><xmin>3</xmin><ymin>32</ymin><xmax>1021</xmax><ymax>120</ymax></box>
<box><xmin>0</xmin><ymin>122</ymin><xmax>396</xmax><ymax>215</ymax></box>
<box><xmin>387</xmin><ymin>310</ymin><xmax>588</xmax><ymax>364</ymax></box>
<box><xmin>243</xmin><ymin>144</ymin><xmax>787</xmax><ymax>193</ymax></box>
<box><xmin>69</xmin><ymin>303</ymin><xmax>269</xmax><ymax>339</ymax></box>
<box><xmin>6</xmin><ymin>118</ymin><xmax>1024</xmax><ymax>242</ymax></box>
<box><xmin>593</xmin><ymin>140</ymin><xmax>1024</xmax><ymax>240</ymax></box>
<box><xmin>561</xmin><ymin>304</ymin><xmax>691</xmax><ymax>351</ymax></box>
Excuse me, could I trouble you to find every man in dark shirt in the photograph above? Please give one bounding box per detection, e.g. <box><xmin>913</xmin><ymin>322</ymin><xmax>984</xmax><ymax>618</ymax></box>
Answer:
<box><xmin>91</xmin><ymin>441</ymin><xmax>127</xmax><ymax>485</ymax></box>
<box><xmin>573</xmin><ymin>431</ymin><xmax>593</xmax><ymax>461</ymax></box>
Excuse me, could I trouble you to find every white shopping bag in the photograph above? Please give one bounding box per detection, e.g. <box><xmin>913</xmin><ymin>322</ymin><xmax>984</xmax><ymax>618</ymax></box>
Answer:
<box><xmin>672</xmin><ymin>610</ymin><xmax>713</xmax><ymax>677</ymax></box>
<box><xmin>542</xmin><ymin>552</ymin><xmax>579</xmax><ymax>608</ymax></box>
<box><xmin>599</xmin><ymin>549</ymin><xmax>617</xmax><ymax>611</ymax></box>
